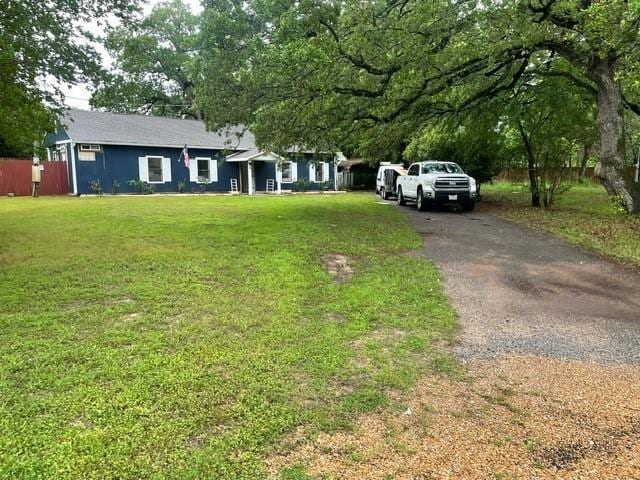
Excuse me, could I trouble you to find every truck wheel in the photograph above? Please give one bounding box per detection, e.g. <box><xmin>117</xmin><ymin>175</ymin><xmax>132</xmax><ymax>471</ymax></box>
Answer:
<box><xmin>381</xmin><ymin>188</ymin><xmax>388</xmax><ymax>200</ymax></box>
<box><xmin>416</xmin><ymin>188</ymin><xmax>427</xmax><ymax>211</ymax></box>
<box><xmin>462</xmin><ymin>199</ymin><xmax>476</xmax><ymax>212</ymax></box>
<box><xmin>397</xmin><ymin>186</ymin><xmax>406</xmax><ymax>206</ymax></box>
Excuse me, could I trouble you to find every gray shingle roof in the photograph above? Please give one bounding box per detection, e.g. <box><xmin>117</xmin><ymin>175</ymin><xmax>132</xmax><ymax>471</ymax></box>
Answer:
<box><xmin>61</xmin><ymin>109</ymin><xmax>256</xmax><ymax>150</ymax></box>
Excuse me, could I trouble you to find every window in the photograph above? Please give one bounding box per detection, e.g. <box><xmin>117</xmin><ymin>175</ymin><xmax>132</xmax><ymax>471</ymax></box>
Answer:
<box><xmin>315</xmin><ymin>163</ymin><xmax>325</xmax><ymax>182</ymax></box>
<box><xmin>139</xmin><ymin>156</ymin><xmax>171</xmax><ymax>183</ymax></box>
<box><xmin>148</xmin><ymin>157</ymin><xmax>163</xmax><ymax>182</ymax></box>
<box><xmin>80</xmin><ymin>144</ymin><xmax>101</xmax><ymax>152</ymax></box>
<box><xmin>281</xmin><ymin>162</ymin><xmax>293</xmax><ymax>182</ymax></box>
<box><xmin>57</xmin><ymin>146</ymin><xmax>67</xmax><ymax>162</ymax></box>
<box><xmin>408</xmin><ymin>164</ymin><xmax>420</xmax><ymax>176</ymax></box>
<box><xmin>422</xmin><ymin>162</ymin><xmax>463</xmax><ymax>174</ymax></box>
<box><xmin>197</xmin><ymin>159</ymin><xmax>210</xmax><ymax>183</ymax></box>
<box><xmin>190</xmin><ymin>157</ymin><xmax>217</xmax><ymax>183</ymax></box>
<box><xmin>78</xmin><ymin>151</ymin><xmax>96</xmax><ymax>161</ymax></box>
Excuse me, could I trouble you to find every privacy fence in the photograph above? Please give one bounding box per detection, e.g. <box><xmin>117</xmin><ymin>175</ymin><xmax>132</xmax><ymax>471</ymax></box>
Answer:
<box><xmin>496</xmin><ymin>167</ymin><xmax>637</xmax><ymax>183</ymax></box>
<box><xmin>0</xmin><ymin>159</ymin><xmax>69</xmax><ymax>196</ymax></box>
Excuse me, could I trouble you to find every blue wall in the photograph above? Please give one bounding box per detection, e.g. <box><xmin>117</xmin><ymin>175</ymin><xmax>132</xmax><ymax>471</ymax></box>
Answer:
<box><xmin>253</xmin><ymin>154</ymin><xmax>336</xmax><ymax>192</ymax></box>
<box><xmin>46</xmin><ymin>133</ymin><xmax>336</xmax><ymax>194</ymax></box>
<box><xmin>71</xmin><ymin>144</ymin><xmax>239</xmax><ymax>194</ymax></box>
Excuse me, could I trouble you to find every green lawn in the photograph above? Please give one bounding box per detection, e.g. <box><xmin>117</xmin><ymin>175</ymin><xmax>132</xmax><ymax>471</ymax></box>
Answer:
<box><xmin>0</xmin><ymin>193</ymin><xmax>456</xmax><ymax>479</ymax></box>
<box><xmin>481</xmin><ymin>182</ymin><xmax>640</xmax><ymax>267</ymax></box>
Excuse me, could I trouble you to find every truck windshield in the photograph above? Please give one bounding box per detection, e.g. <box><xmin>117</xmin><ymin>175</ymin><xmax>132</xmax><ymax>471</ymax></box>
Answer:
<box><xmin>422</xmin><ymin>163</ymin><xmax>463</xmax><ymax>174</ymax></box>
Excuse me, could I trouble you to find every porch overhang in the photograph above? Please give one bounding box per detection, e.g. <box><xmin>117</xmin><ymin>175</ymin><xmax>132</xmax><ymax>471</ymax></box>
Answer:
<box><xmin>225</xmin><ymin>149</ymin><xmax>284</xmax><ymax>163</ymax></box>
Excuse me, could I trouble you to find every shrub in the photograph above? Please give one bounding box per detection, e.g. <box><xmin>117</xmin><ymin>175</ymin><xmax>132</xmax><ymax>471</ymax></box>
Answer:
<box><xmin>319</xmin><ymin>180</ymin><xmax>333</xmax><ymax>192</ymax></box>
<box><xmin>127</xmin><ymin>179</ymin><xmax>154</xmax><ymax>194</ymax></box>
<box><xmin>89</xmin><ymin>179</ymin><xmax>103</xmax><ymax>195</ymax></box>
<box><xmin>178</xmin><ymin>180</ymin><xmax>187</xmax><ymax>193</ymax></box>
<box><xmin>292</xmin><ymin>179</ymin><xmax>311</xmax><ymax>192</ymax></box>
<box><xmin>111</xmin><ymin>180</ymin><xmax>120</xmax><ymax>195</ymax></box>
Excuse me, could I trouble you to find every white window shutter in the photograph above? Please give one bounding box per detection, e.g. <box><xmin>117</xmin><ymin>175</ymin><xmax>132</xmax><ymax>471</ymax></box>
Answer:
<box><xmin>275</xmin><ymin>163</ymin><xmax>283</xmax><ymax>183</ymax></box>
<box><xmin>189</xmin><ymin>159</ymin><xmax>198</xmax><ymax>182</ymax></box>
<box><xmin>322</xmin><ymin>162</ymin><xmax>330</xmax><ymax>181</ymax></box>
<box><xmin>138</xmin><ymin>157</ymin><xmax>149</xmax><ymax>182</ymax></box>
<box><xmin>309</xmin><ymin>163</ymin><xmax>316</xmax><ymax>182</ymax></box>
<box><xmin>210</xmin><ymin>159</ymin><xmax>218</xmax><ymax>183</ymax></box>
<box><xmin>291</xmin><ymin>162</ymin><xmax>298</xmax><ymax>181</ymax></box>
<box><xmin>163</xmin><ymin>157</ymin><xmax>172</xmax><ymax>182</ymax></box>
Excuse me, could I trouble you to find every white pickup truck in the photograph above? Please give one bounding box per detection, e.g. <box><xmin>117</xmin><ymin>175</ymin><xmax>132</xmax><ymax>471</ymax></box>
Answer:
<box><xmin>396</xmin><ymin>161</ymin><xmax>477</xmax><ymax>211</ymax></box>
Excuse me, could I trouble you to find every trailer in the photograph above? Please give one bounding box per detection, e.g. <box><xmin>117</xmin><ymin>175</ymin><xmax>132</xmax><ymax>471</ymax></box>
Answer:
<box><xmin>379</xmin><ymin>166</ymin><xmax>407</xmax><ymax>200</ymax></box>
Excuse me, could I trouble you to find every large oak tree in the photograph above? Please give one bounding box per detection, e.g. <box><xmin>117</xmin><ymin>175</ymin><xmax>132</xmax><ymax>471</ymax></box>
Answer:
<box><xmin>197</xmin><ymin>0</ymin><xmax>640</xmax><ymax>212</ymax></box>
<box><xmin>0</xmin><ymin>0</ymin><xmax>138</xmax><ymax>154</ymax></box>
<box><xmin>91</xmin><ymin>0</ymin><xmax>201</xmax><ymax>118</ymax></box>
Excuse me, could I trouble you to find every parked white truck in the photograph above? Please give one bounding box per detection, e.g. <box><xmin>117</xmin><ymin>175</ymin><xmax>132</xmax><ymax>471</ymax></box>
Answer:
<box><xmin>396</xmin><ymin>161</ymin><xmax>477</xmax><ymax>211</ymax></box>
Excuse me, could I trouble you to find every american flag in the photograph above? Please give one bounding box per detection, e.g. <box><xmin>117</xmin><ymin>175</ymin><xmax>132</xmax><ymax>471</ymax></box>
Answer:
<box><xmin>181</xmin><ymin>145</ymin><xmax>190</xmax><ymax>168</ymax></box>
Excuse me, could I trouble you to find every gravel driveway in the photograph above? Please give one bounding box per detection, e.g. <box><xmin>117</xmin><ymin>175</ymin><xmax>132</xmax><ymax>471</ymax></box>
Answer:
<box><xmin>401</xmin><ymin>206</ymin><xmax>640</xmax><ymax>364</ymax></box>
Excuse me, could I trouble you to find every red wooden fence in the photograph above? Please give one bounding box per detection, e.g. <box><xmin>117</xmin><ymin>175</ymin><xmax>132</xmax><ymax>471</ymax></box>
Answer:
<box><xmin>0</xmin><ymin>159</ymin><xmax>69</xmax><ymax>196</ymax></box>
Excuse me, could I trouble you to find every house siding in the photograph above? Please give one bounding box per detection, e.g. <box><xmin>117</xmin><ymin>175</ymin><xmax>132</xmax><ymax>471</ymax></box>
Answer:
<box><xmin>45</xmin><ymin>125</ymin><xmax>337</xmax><ymax>194</ymax></box>
<box><xmin>253</xmin><ymin>154</ymin><xmax>336</xmax><ymax>192</ymax></box>
<box><xmin>73</xmin><ymin>144</ymin><xmax>239</xmax><ymax>194</ymax></box>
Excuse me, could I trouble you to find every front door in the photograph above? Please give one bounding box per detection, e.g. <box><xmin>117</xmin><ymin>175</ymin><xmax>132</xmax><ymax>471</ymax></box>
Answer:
<box><xmin>240</xmin><ymin>162</ymin><xmax>249</xmax><ymax>193</ymax></box>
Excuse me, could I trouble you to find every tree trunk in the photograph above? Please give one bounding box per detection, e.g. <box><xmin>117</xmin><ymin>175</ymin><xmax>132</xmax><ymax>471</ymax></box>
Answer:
<box><xmin>578</xmin><ymin>143</ymin><xmax>589</xmax><ymax>181</ymax></box>
<box><xmin>518</xmin><ymin>120</ymin><xmax>540</xmax><ymax>207</ymax></box>
<box><xmin>590</xmin><ymin>59</ymin><xmax>640</xmax><ymax>213</ymax></box>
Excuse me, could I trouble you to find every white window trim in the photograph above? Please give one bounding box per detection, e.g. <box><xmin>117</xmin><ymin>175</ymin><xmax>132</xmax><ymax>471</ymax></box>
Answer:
<box><xmin>315</xmin><ymin>162</ymin><xmax>326</xmax><ymax>183</ymax></box>
<box><xmin>195</xmin><ymin>157</ymin><xmax>211</xmax><ymax>184</ymax></box>
<box><xmin>146</xmin><ymin>155</ymin><xmax>165</xmax><ymax>184</ymax></box>
<box><xmin>281</xmin><ymin>161</ymin><xmax>293</xmax><ymax>183</ymax></box>
<box><xmin>79</xmin><ymin>144</ymin><xmax>101</xmax><ymax>152</ymax></box>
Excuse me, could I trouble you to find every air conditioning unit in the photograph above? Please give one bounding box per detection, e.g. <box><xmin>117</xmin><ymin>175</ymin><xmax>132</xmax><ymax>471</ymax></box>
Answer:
<box><xmin>79</xmin><ymin>144</ymin><xmax>101</xmax><ymax>152</ymax></box>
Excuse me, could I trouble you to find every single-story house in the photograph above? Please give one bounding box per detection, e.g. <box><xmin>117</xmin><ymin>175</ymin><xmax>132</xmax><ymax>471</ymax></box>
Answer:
<box><xmin>44</xmin><ymin>109</ymin><xmax>344</xmax><ymax>195</ymax></box>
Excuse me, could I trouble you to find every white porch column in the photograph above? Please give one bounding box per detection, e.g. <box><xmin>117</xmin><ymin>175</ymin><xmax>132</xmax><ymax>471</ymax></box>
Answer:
<box><xmin>248</xmin><ymin>160</ymin><xmax>254</xmax><ymax>195</ymax></box>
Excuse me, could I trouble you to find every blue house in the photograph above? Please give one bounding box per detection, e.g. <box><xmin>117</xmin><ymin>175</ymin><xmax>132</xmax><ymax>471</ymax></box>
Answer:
<box><xmin>44</xmin><ymin>109</ymin><xmax>342</xmax><ymax>195</ymax></box>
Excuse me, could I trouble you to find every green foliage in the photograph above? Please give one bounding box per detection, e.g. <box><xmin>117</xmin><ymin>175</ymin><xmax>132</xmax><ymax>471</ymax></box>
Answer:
<box><xmin>127</xmin><ymin>179</ymin><xmax>154</xmax><ymax>194</ymax></box>
<box><xmin>0</xmin><ymin>194</ymin><xmax>456</xmax><ymax>478</ymax></box>
<box><xmin>111</xmin><ymin>180</ymin><xmax>121</xmax><ymax>195</ymax></box>
<box><xmin>196</xmin><ymin>0</ymin><xmax>640</xmax><ymax>209</ymax></box>
<box><xmin>504</xmin><ymin>69</ymin><xmax>597</xmax><ymax>207</ymax></box>
<box><xmin>0</xmin><ymin>0</ymin><xmax>138</xmax><ymax>153</ymax></box>
<box><xmin>610</xmin><ymin>195</ymin><xmax>630</xmax><ymax>216</ymax></box>
<box><xmin>319</xmin><ymin>180</ymin><xmax>334</xmax><ymax>192</ymax></box>
<box><xmin>341</xmin><ymin>388</ymin><xmax>387</xmax><ymax>414</ymax></box>
<box><xmin>88</xmin><ymin>179</ymin><xmax>103</xmax><ymax>195</ymax></box>
<box><xmin>405</xmin><ymin>115</ymin><xmax>507</xmax><ymax>186</ymax></box>
<box><xmin>177</xmin><ymin>180</ymin><xmax>187</xmax><ymax>193</ymax></box>
<box><xmin>292</xmin><ymin>179</ymin><xmax>312</xmax><ymax>192</ymax></box>
<box><xmin>91</xmin><ymin>0</ymin><xmax>200</xmax><ymax>117</ymax></box>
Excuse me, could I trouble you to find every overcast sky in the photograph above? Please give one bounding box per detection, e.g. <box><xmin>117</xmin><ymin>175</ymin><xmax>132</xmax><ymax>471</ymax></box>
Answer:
<box><xmin>62</xmin><ymin>0</ymin><xmax>203</xmax><ymax>109</ymax></box>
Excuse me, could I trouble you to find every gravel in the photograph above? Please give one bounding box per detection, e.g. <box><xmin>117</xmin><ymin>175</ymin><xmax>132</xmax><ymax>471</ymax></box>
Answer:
<box><xmin>268</xmin><ymin>355</ymin><xmax>640</xmax><ymax>479</ymax></box>
<box><xmin>401</xmin><ymin>207</ymin><xmax>640</xmax><ymax>363</ymax></box>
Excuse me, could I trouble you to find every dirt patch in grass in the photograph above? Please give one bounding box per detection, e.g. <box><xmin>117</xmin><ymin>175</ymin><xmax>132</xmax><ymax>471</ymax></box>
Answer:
<box><xmin>321</xmin><ymin>253</ymin><xmax>355</xmax><ymax>282</ymax></box>
<box><xmin>266</xmin><ymin>355</ymin><xmax>640</xmax><ymax>479</ymax></box>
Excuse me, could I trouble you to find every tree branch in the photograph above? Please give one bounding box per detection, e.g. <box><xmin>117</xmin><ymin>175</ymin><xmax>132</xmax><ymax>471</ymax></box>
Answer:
<box><xmin>319</xmin><ymin>19</ymin><xmax>400</xmax><ymax>76</ymax></box>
